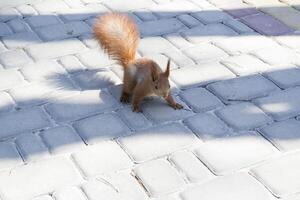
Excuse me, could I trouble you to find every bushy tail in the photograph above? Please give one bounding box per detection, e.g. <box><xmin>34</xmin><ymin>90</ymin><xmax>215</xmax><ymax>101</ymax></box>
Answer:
<box><xmin>93</xmin><ymin>13</ymin><xmax>139</xmax><ymax>68</ymax></box>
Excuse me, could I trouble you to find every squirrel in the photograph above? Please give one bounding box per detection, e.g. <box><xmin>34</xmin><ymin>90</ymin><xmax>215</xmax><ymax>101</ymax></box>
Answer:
<box><xmin>93</xmin><ymin>13</ymin><xmax>183</xmax><ymax>112</ymax></box>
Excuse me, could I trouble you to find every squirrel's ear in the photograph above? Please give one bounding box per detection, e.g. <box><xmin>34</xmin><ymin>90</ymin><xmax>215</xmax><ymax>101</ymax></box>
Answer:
<box><xmin>164</xmin><ymin>59</ymin><xmax>170</xmax><ymax>77</ymax></box>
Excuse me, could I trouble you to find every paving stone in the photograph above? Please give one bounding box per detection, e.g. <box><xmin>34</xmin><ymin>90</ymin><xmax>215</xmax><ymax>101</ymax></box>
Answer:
<box><xmin>134</xmin><ymin>9</ymin><xmax>157</xmax><ymax>21</ymax></box>
<box><xmin>0</xmin><ymin>92</ymin><xmax>14</xmax><ymax>113</ymax></box>
<box><xmin>0</xmin><ymin>69</ymin><xmax>24</xmax><ymax>90</ymax></box>
<box><xmin>138</xmin><ymin>18</ymin><xmax>185</xmax><ymax>37</ymax></box>
<box><xmin>0</xmin><ymin>22</ymin><xmax>13</xmax><ymax>36</ymax></box>
<box><xmin>0</xmin><ymin>156</ymin><xmax>83</xmax><ymax>200</ymax></box>
<box><xmin>72</xmin><ymin>141</ymin><xmax>133</xmax><ymax>177</ymax></box>
<box><xmin>181</xmin><ymin>173</ymin><xmax>275</xmax><ymax>200</ymax></box>
<box><xmin>40</xmin><ymin>126</ymin><xmax>85</xmax><ymax>155</ymax></box>
<box><xmin>118</xmin><ymin>123</ymin><xmax>198</xmax><ymax>163</ymax></box>
<box><xmin>0</xmin><ymin>107</ymin><xmax>51</xmax><ymax>139</ymax></box>
<box><xmin>45</xmin><ymin>90</ymin><xmax>119</xmax><ymax>122</ymax></box>
<box><xmin>259</xmin><ymin>119</ymin><xmax>300</xmax><ymax>152</ymax></box>
<box><xmin>59</xmin><ymin>55</ymin><xmax>86</xmax><ymax>73</ymax></box>
<box><xmin>36</xmin><ymin>21</ymin><xmax>91</xmax><ymax>41</ymax></box>
<box><xmin>164</xmin><ymin>33</ymin><xmax>193</xmax><ymax>49</ymax></box>
<box><xmin>195</xmin><ymin>131</ymin><xmax>275</xmax><ymax>175</ymax></box>
<box><xmin>63</xmin><ymin>0</ymin><xmax>84</xmax><ymax>8</ymax></box>
<box><xmin>241</xmin><ymin>13</ymin><xmax>292</xmax><ymax>35</ymax></box>
<box><xmin>282</xmin><ymin>194</ymin><xmax>300</xmax><ymax>200</ymax></box>
<box><xmin>275</xmin><ymin>35</ymin><xmax>300</xmax><ymax>50</ymax></box>
<box><xmin>216</xmin><ymin>102</ymin><xmax>272</xmax><ymax>130</ymax></box>
<box><xmin>169</xmin><ymin>151</ymin><xmax>213</xmax><ymax>183</ymax></box>
<box><xmin>26</xmin><ymin>38</ymin><xmax>86</xmax><ymax>60</ymax></box>
<box><xmin>71</xmin><ymin>69</ymin><xmax>121</xmax><ymax>90</ymax></box>
<box><xmin>218</xmin><ymin>2</ymin><xmax>260</xmax><ymax>18</ymax></box>
<box><xmin>73</xmin><ymin>113</ymin><xmax>129</xmax><ymax>144</ymax></box>
<box><xmin>15</xmin><ymin>133</ymin><xmax>50</xmax><ymax>162</ymax></box>
<box><xmin>184</xmin><ymin>113</ymin><xmax>231</xmax><ymax>141</ymax></box>
<box><xmin>263</xmin><ymin>66</ymin><xmax>300</xmax><ymax>89</ymax></box>
<box><xmin>0</xmin><ymin>142</ymin><xmax>23</xmax><ymax>170</ymax></box>
<box><xmin>207</xmin><ymin>74</ymin><xmax>279</xmax><ymax>101</ymax></box>
<box><xmin>134</xmin><ymin>159</ymin><xmax>185</xmax><ymax>197</ymax></box>
<box><xmin>191</xmin><ymin>10</ymin><xmax>233</xmax><ymax>24</ymax></box>
<box><xmin>164</xmin><ymin>50</ymin><xmax>195</xmax><ymax>67</ymax></box>
<box><xmin>254</xmin><ymin>87</ymin><xmax>300</xmax><ymax>121</ymax></box>
<box><xmin>26</xmin><ymin>15</ymin><xmax>62</xmax><ymax>28</ymax></box>
<box><xmin>53</xmin><ymin>186</ymin><xmax>86</xmax><ymax>200</ymax></box>
<box><xmin>78</xmin><ymin>34</ymin><xmax>98</xmax><ymax>48</ymax></box>
<box><xmin>20</xmin><ymin>60</ymin><xmax>67</xmax><ymax>81</ymax></box>
<box><xmin>31</xmin><ymin>195</ymin><xmax>53</xmax><ymax>200</ymax></box>
<box><xmin>102</xmin><ymin>0</ymin><xmax>155</xmax><ymax>11</ymax></box>
<box><xmin>171</xmin><ymin>62</ymin><xmax>235</xmax><ymax>89</ymax></box>
<box><xmin>143</xmin><ymin>53</ymin><xmax>179</xmax><ymax>70</ymax></box>
<box><xmin>118</xmin><ymin>106</ymin><xmax>152</xmax><ymax>131</ymax></box>
<box><xmin>0</xmin><ymin>8</ymin><xmax>20</xmax><ymax>22</ymax></box>
<box><xmin>6</xmin><ymin>19</ymin><xmax>32</xmax><ymax>33</ymax></box>
<box><xmin>177</xmin><ymin>14</ymin><xmax>203</xmax><ymax>28</ymax></box>
<box><xmin>183</xmin><ymin>43</ymin><xmax>228</xmax><ymax>63</ymax></box>
<box><xmin>81</xmin><ymin>180</ymin><xmax>121</xmax><ymax>200</ymax></box>
<box><xmin>33</xmin><ymin>0</ymin><xmax>69</xmax><ymax>13</ymax></box>
<box><xmin>180</xmin><ymin>87</ymin><xmax>223</xmax><ymax>112</ymax></box>
<box><xmin>251</xmin><ymin>151</ymin><xmax>300</xmax><ymax>197</ymax></box>
<box><xmin>138</xmin><ymin>36</ymin><xmax>178</xmax><ymax>55</ymax></box>
<box><xmin>281</xmin><ymin>0</ymin><xmax>300</xmax><ymax>11</ymax></box>
<box><xmin>223</xmin><ymin>19</ymin><xmax>254</xmax><ymax>33</ymax></box>
<box><xmin>221</xmin><ymin>54</ymin><xmax>273</xmax><ymax>76</ymax></box>
<box><xmin>0</xmin><ymin>49</ymin><xmax>32</xmax><ymax>69</ymax></box>
<box><xmin>141</xmin><ymin>97</ymin><xmax>193</xmax><ymax>123</ymax></box>
<box><xmin>181</xmin><ymin>23</ymin><xmax>238</xmax><ymax>43</ymax></box>
<box><xmin>16</xmin><ymin>4</ymin><xmax>38</xmax><ymax>17</ymax></box>
<box><xmin>76</xmin><ymin>49</ymin><xmax>114</xmax><ymax>69</ymax></box>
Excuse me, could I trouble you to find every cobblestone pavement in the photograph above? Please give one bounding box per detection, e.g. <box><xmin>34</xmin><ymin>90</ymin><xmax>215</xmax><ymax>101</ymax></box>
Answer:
<box><xmin>0</xmin><ymin>0</ymin><xmax>300</xmax><ymax>200</ymax></box>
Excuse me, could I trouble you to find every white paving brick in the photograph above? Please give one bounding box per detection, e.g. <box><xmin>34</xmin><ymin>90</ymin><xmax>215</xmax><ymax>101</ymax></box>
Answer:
<box><xmin>118</xmin><ymin>123</ymin><xmax>198</xmax><ymax>162</ymax></box>
<box><xmin>33</xmin><ymin>0</ymin><xmax>69</xmax><ymax>13</ymax></box>
<box><xmin>221</xmin><ymin>54</ymin><xmax>272</xmax><ymax>76</ymax></box>
<box><xmin>81</xmin><ymin>180</ymin><xmax>121</xmax><ymax>200</ymax></box>
<box><xmin>45</xmin><ymin>90</ymin><xmax>119</xmax><ymax>122</ymax></box>
<box><xmin>251</xmin><ymin>152</ymin><xmax>300</xmax><ymax>197</ymax></box>
<box><xmin>78</xmin><ymin>34</ymin><xmax>98</xmax><ymax>48</ymax></box>
<box><xmin>207</xmin><ymin>74</ymin><xmax>279</xmax><ymax>101</ymax></box>
<box><xmin>72</xmin><ymin>141</ymin><xmax>133</xmax><ymax>177</ymax></box>
<box><xmin>53</xmin><ymin>186</ymin><xmax>86</xmax><ymax>200</ymax></box>
<box><xmin>259</xmin><ymin>119</ymin><xmax>300</xmax><ymax>152</ymax></box>
<box><xmin>180</xmin><ymin>87</ymin><xmax>223</xmax><ymax>112</ymax></box>
<box><xmin>2</xmin><ymin>32</ymin><xmax>41</xmax><ymax>49</ymax></box>
<box><xmin>0</xmin><ymin>69</ymin><xmax>24</xmax><ymax>90</ymax></box>
<box><xmin>16</xmin><ymin>4</ymin><xmax>38</xmax><ymax>17</ymax></box>
<box><xmin>6</xmin><ymin>18</ymin><xmax>31</xmax><ymax>33</ymax></box>
<box><xmin>102</xmin><ymin>0</ymin><xmax>155</xmax><ymax>11</ymax></box>
<box><xmin>139</xmin><ymin>36</ymin><xmax>178</xmax><ymax>55</ymax></box>
<box><xmin>184</xmin><ymin>113</ymin><xmax>231</xmax><ymax>141</ymax></box>
<box><xmin>0</xmin><ymin>156</ymin><xmax>83</xmax><ymax>200</ymax></box>
<box><xmin>0</xmin><ymin>49</ymin><xmax>32</xmax><ymax>69</ymax></box>
<box><xmin>0</xmin><ymin>142</ymin><xmax>23</xmax><ymax>170</ymax></box>
<box><xmin>134</xmin><ymin>159</ymin><xmax>185</xmax><ymax>197</ymax></box>
<box><xmin>216</xmin><ymin>102</ymin><xmax>272</xmax><ymax>130</ymax></box>
<box><xmin>15</xmin><ymin>133</ymin><xmax>50</xmax><ymax>162</ymax></box>
<box><xmin>194</xmin><ymin>131</ymin><xmax>275</xmax><ymax>175</ymax></box>
<box><xmin>181</xmin><ymin>173</ymin><xmax>275</xmax><ymax>200</ymax></box>
<box><xmin>31</xmin><ymin>195</ymin><xmax>53</xmax><ymax>200</ymax></box>
<box><xmin>0</xmin><ymin>8</ymin><xmax>20</xmax><ymax>22</ymax></box>
<box><xmin>26</xmin><ymin>38</ymin><xmax>86</xmax><ymax>60</ymax></box>
<box><xmin>169</xmin><ymin>151</ymin><xmax>213</xmax><ymax>183</ymax></box>
<box><xmin>59</xmin><ymin>55</ymin><xmax>86</xmax><ymax>73</ymax></box>
<box><xmin>191</xmin><ymin>10</ymin><xmax>233</xmax><ymax>24</ymax></box>
<box><xmin>171</xmin><ymin>62</ymin><xmax>235</xmax><ymax>89</ymax></box>
<box><xmin>0</xmin><ymin>92</ymin><xmax>14</xmax><ymax>113</ymax></box>
<box><xmin>76</xmin><ymin>49</ymin><xmax>114</xmax><ymax>69</ymax></box>
<box><xmin>275</xmin><ymin>35</ymin><xmax>300</xmax><ymax>50</ymax></box>
<box><xmin>164</xmin><ymin>50</ymin><xmax>195</xmax><ymax>67</ymax></box>
<box><xmin>0</xmin><ymin>107</ymin><xmax>51</xmax><ymax>139</ymax></box>
<box><xmin>181</xmin><ymin>23</ymin><xmax>237</xmax><ymax>43</ymax></box>
<box><xmin>164</xmin><ymin>33</ymin><xmax>193</xmax><ymax>49</ymax></box>
<box><xmin>118</xmin><ymin>106</ymin><xmax>152</xmax><ymax>130</ymax></box>
<box><xmin>36</xmin><ymin>21</ymin><xmax>91</xmax><ymax>41</ymax></box>
<box><xmin>182</xmin><ymin>43</ymin><xmax>228</xmax><ymax>63</ymax></box>
<box><xmin>143</xmin><ymin>53</ymin><xmax>179</xmax><ymax>70</ymax></box>
<box><xmin>73</xmin><ymin>113</ymin><xmax>129</xmax><ymax>144</ymax></box>
<box><xmin>40</xmin><ymin>126</ymin><xmax>85</xmax><ymax>155</ymax></box>
<box><xmin>254</xmin><ymin>87</ymin><xmax>300</xmax><ymax>121</ymax></box>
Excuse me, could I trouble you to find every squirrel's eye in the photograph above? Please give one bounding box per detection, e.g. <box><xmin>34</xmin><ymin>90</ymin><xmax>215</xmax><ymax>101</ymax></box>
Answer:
<box><xmin>168</xmin><ymin>84</ymin><xmax>171</xmax><ymax>89</ymax></box>
<box><xmin>155</xmin><ymin>85</ymin><xmax>158</xmax><ymax>89</ymax></box>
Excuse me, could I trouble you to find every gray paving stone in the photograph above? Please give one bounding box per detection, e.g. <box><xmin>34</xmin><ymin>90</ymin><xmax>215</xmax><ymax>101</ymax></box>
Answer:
<box><xmin>191</xmin><ymin>10</ymin><xmax>233</xmax><ymax>24</ymax></box>
<box><xmin>15</xmin><ymin>133</ymin><xmax>50</xmax><ymax>162</ymax></box>
<box><xmin>0</xmin><ymin>22</ymin><xmax>13</xmax><ymax>36</ymax></box>
<box><xmin>53</xmin><ymin>186</ymin><xmax>87</xmax><ymax>200</ymax></box>
<box><xmin>40</xmin><ymin>126</ymin><xmax>85</xmax><ymax>155</ymax></box>
<box><xmin>76</xmin><ymin>49</ymin><xmax>114</xmax><ymax>69</ymax></box>
<box><xmin>254</xmin><ymin>87</ymin><xmax>300</xmax><ymax>121</ymax></box>
<box><xmin>73</xmin><ymin>113</ymin><xmax>129</xmax><ymax>144</ymax></box>
<box><xmin>251</xmin><ymin>152</ymin><xmax>300</xmax><ymax>198</ymax></box>
<box><xmin>45</xmin><ymin>90</ymin><xmax>119</xmax><ymax>122</ymax></box>
<box><xmin>0</xmin><ymin>49</ymin><xmax>32</xmax><ymax>69</ymax></box>
<box><xmin>180</xmin><ymin>87</ymin><xmax>223</xmax><ymax>112</ymax></box>
<box><xmin>0</xmin><ymin>107</ymin><xmax>51</xmax><ymax>139</ymax></box>
<box><xmin>26</xmin><ymin>15</ymin><xmax>62</xmax><ymax>28</ymax></box>
<box><xmin>177</xmin><ymin>14</ymin><xmax>203</xmax><ymax>28</ymax></box>
<box><xmin>184</xmin><ymin>113</ymin><xmax>231</xmax><ymax>141</ymax></box>
<box><xmin>259</xmin><ymin>119</ymin><xmax>300</xmax><ymax>152</ymax></box>
<box><xmin>181</xmin><ymin>23</ymin><xmax>238</xmax><ymax>43</ymax></box>
<box><xmin>194</xmin><ymin>131</ymin><xmax>275</xmax><ymax>175</ymax></box>
<box><xmin>207</xmin><ymin>74</ymin><xmax>279</xmax><ymax>101</ymax></box>
<box><xmin>134</xmin><ymin>159</ymin><xmax>185</xmax><ymax>197</ymax></box>
<box><xmin>0</xmin><ymin>92</ymin><xmax>14</xmax><ymax>113</ymax></box>
<box><xmin>6</xmin><ymin>19</ymin><xmax>32</xmax><ymax>33</ymax></box>
<box><xmin>26</xmin><ymin>38</ymin><xmax>86</xmax><ymax>60</ymax></box>
<box><xmin>138</xmin><ymin>36</ymin><xmax>178</xmax><ymax>55</ymax></box>
<box><xmin>181</xmin><ymin>173</ymin><xmax>275</xmax><ymax>200</ymax></box>
<box><xmin>134</xmin><ymin>9</ymin><xmax>157</xmax><ymax>21</ymax></box>
<box><xmin>36</xmin><ymin>21</ymin><xmax>91</xmax><ymax>41</ymax></box>
<box><xmin>171</xmin><ymin>62</ymin><xmax>235</xmax><ymax>89</ymax></box>
<box><xmin>0</xmin><ymin>156</ymin><xmax>83</xmax><ymax>200</ymax></box>
<box><xmin>0</xmin><ymin>142</ymin><xmax>23</xmax><ymax>170</ymax></box>
<box><xmin>216</xmin><ymin>102</ymin><xmax>272</xmax><ymax>130</ymax></box>
<box><xmin>58</xmin><ymin>55</ymin><xmax>86</xmax><ymax>73</ymax></box>
<box><xmin>223</xmin><ymin>19</ymin><xmax>254</xmax><ymax>34</ymax></box>
<box><xmin>72</xmin><ymin>141</ymin><xmax>133</xmax><ymax>177</ymax></box>
<box><xmin>118</xmin><ymin>123</ymin><xmax>198</xmax><ymax>163</ymax></box>
<box><xmin>0</xmin><ymin>8</ymin><xmax>20</xmax><ymax>22</ymax></box>
<box><xmin>183</xmin><ymin>43</ymin><xmax>228</xmax><ymax>63</ymax></box>
<box><xmin>0</xmin><ymin>69</ymin><xmax>24</xmax><ymax>90</ymax></box>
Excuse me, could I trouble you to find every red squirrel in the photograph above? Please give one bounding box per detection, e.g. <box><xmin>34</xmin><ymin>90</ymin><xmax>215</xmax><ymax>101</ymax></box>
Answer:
<box><xmin>93</xmin><ymin>13</ymin><xmax>183</xmax><ymax>112</ymax></box>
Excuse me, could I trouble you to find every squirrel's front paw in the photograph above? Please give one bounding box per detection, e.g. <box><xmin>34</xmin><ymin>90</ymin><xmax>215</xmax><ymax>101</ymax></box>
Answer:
<box><xmin>132</xmin><ymin>105</ymin><xmax>142</xmax><ymax>113</ymax></box>
<box><xmin>120</xmin><ymin>93</ymin><xmax>130</xmax><ymax>103</ymax></box>
<box><xmin>171</xmin><ymin>103</ymin><xmax>183</xmax><ymax>110</ymax></box>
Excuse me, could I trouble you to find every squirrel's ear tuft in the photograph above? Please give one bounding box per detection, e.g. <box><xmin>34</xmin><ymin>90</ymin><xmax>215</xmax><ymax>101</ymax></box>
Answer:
<box><xmin>164</xmin><ymin>59</ymin><xmax>170</xmax><ymax>77</ymax></box>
